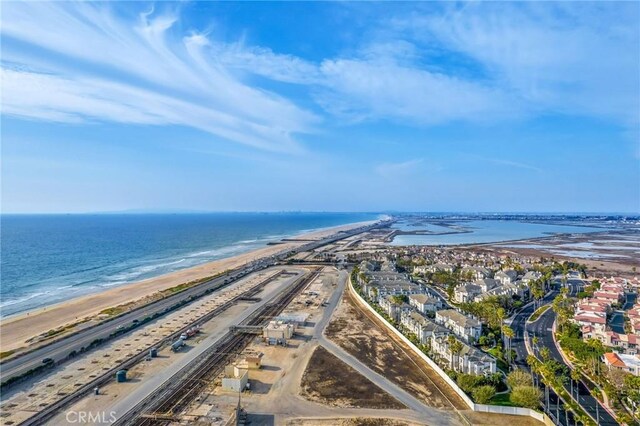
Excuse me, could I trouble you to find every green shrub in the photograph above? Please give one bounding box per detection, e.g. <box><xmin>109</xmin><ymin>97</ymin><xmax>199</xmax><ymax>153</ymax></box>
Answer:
<box><xmin>456</xmin><ymin>373</ymin><xmax>482</xmax><ymax>393</ymax></box>
<box><xmin>507</xmin><ymin>369</ymin><xmax>532</xmax><ymax>389</ymax></box>
<box><xmin>473</xmin><ymin>385</ymin><xmax>496</xmax><ymax>404</ymax></box>
<box><xmin>510</xmin><ymin>385</ymin><xmax>542</xmax><ymax>409</ymax></box>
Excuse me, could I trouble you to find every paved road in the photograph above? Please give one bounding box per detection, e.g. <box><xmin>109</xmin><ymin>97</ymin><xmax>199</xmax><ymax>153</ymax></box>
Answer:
<box><xmin>526</xmin><ymin>278</ymin><xmax>619</xmax><ymax>426</ymax></box>
<box><xmin>509</xmin><ymin>277</ymin><xmax>619</xmax><ymax>426</ymax></box>
<box><xmin>0</xmin><ymin>261</ymin><xmax>273</xmax><ymax>383</ymax></box>
<box><xmin>1</xmin><ymin>221</ymin><xmax>383</xmax><ymax>386</ymax></box>
<box><xmin>509</xmin><ymin>289</ymin><xmax>558</xmax><ymax>370</ymax></box>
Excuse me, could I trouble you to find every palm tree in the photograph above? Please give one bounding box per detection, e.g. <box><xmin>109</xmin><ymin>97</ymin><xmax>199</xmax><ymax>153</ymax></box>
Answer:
<box><xmin>540</xmin><ymin>346</ymin><xmax>551</xmax><ymax>362</ymax></box>
<box><xmin>447</xmin><ymin>335</ymin><xmax>457</xmax><ymax>369</ymax></box>
<box><xmin>530</xmin><ymin>279</ymin><xmax>545</xmax><ymax>309</ymax></box>
<box><xmin>527</xmin><ymin>354</ymin><xmax>541</xmax><ymax>386</ymax></box>
<box><xmin>561</xmin><ymin>262</ymin><xmax>569</xmax><ymax>286</ymax></box>
<box><xmin>451</xmin><ymin>340</ymin><xmax>464</xmax><ymax>371</ymax></box>
<box><xmin>502</xmin><ymin>325</ymin><xmax>515</xmax><ymax>365</ymax></box>
<box><xmin>570</xmin><ymin>368</ymin><xmax>581</xmax><ymax>400</ymax></box>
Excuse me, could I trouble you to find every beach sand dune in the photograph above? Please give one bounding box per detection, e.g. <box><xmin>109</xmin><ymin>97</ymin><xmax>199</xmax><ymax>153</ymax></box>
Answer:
<box><xmin>0</xmin><ymin>221</ymin><xmax>372</xmax><ymax>354</ymax></box>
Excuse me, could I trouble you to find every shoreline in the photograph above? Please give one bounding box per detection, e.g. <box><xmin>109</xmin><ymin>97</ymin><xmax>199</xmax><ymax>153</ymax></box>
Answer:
<box><xmin>0</xmin><ymin>220</ymin><xmax>375</xmax><ymax>353</ymax></box>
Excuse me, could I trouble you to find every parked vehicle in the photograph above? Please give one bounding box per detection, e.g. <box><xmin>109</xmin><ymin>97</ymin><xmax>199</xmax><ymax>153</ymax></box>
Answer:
<box><xmin>171</xmin><ymin>339</ymin><xmax>185</xmax><ymax>352</ymax></box>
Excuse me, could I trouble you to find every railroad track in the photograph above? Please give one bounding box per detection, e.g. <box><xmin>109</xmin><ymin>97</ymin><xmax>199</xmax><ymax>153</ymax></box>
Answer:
<box><xmin>16</xmin><ymin>269</ymin><xmax>289</xmax><ymax>426</ymax></box>
<box><xmin>116</xmin><ymin>267</ymin><xmax>321</xmax><ymax>426</ymax></box>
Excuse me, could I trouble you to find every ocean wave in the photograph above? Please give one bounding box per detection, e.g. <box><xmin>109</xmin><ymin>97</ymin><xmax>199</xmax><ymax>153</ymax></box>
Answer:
<box><xmin>1</xmin><ymin>214</ymin><xmax>377</xmax><ymax>317</ymax></box>
<box><xmin>98</xmin><ymin>243</ymin><xmax>254</xmax><ymax>287</ymax></box>
<box><xmin>0</xmin><ymin>291</ymin><xmax>51</xmax><ymax>308</ymax></box>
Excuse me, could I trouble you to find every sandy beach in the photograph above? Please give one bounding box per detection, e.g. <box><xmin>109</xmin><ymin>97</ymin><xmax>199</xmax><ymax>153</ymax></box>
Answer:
<box><xmin>0</xmin><ymin>221</ymin><xmax>374</xmax><ymax>354</ymax></box>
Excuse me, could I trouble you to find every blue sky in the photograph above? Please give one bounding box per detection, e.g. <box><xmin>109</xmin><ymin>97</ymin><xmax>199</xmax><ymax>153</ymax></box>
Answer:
<box><xmin>1</xmin><ymin>1</ymin><xmax>639</xmax><ymax>213</ymax></box>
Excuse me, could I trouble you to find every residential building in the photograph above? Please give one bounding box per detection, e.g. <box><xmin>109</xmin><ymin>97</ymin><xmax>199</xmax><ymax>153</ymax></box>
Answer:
<box><xmin>435</xmin><ymin>309</ymin><xmax>482</xmax><ymax>343</ymax></box>
<box><xmin>495</xmin><ymin>269</ymin><xmax>518</xmax><ymax>285</ymax></box>
<box><xmin>400</xmin><ymin>311</ymin><xmax>450</xmax><ymax>345</ymax></box>
<box><xmin>359</xmin><ymin>260</ymin><xmax>377</xmax><ymax>272</ymax></box>
<box><xmin>603</xmin><ymin>352</ymin><xmax>640</xmax><ymax>376</ymax></box>
<box><xmin>379</xmin><ymin>296</ymin><xmax>412</xmax><ymax>322</ymax></box>
<box><xmin>475</xmin><ymin>278</ymin><xmax>499</xmax><ymax>292</ymax></box>
<box><xmin>364</xmin><ymin>280</ymin><xmax>424</xmax><ymax>302</ymax></box>
<box><xmin>594</xmin><ymin>290</ymin><xmax>623</xmax><ymax>305</ymax></box>
<box><xmin>461</xmin><ymin>266</ymin><xmax>491</xmax><ymax>280</ymax></box>
<box><xmin>454</xmin><ymin>283</ymin><xmax>482</xmax><ymax>303</ymax></box>
<box><xmin>605</xmin><ymin>332</ymin><xmax>639</xmax><ymax>355</ymax></box>
<box><xmin>409</xmin><ymin>293</ymin><xmax>442</xmax><ymax>313</ymax></box>
<box><xmin>477</xmin><ymin>282</ymin><xmax>524</xmax><ymax>301</ymax></box>
<box><xmin>521</xmin><ymin>270</ymin><xmax>542</xmax><ymax>284</ymax></box>
<box><xmin>380</xmin><ymin>260</ymin><xmax>397</xmax><ymax>272</ymax></box>
<box><xmin>431</xmin><ymin>335</ymin><xmax>497</xmax><ymax>375</ymax></box>
<box><xmin>573</xmin><ymin>312</ymin><xmax>607</xmax><ymax>333</ymax></box>
<box><xmin>414</xmin><ymin>263</ymin><xmax>455</xmax><ymax>274</ymax></box>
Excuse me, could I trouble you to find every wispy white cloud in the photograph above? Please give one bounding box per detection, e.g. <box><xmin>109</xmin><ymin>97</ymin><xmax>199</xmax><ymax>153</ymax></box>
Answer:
<box><xmin>375</xmin><ymin>158</ymin><xmax>424</xmax><ymax>178</ymax></box>
<box><xmin>0</xmin><ymin>2</ymin><xmax>318</xmax><ymax>152</ymax></box>
<box><xmin>209</xmin><ymin>43</ymin><xmax>322</xmax><ymax>85</ymax></box>
<box><xmin>214</xmin><ymin>3</ymin><xmax>639</xmax><ymax>129</ymax></box>
<box><xmin>393</xmin><ymin>2</ymin><xmax>640</xmax><ymax>126</ymax></box>
<box><xmin>2</xmin><ymin>69</ymin><xmax>311</xmax><ymax>152</ymax></box>
<box><xmin>316</xmin><ymin>57</ymin><xmax>518</xmax><ymax>125</ymax></box>
<box><xmin>487</xmin><ymin>158</ymin><xmax>543</xmax><ymax>173</ymax></box>
<box><xmin>204</xmin><ymin>39</ymin><xmax>520</xmax><ymax>126</ymax></box>
<box><xmin>1</xmin><ymin>1</ymin><xmax>637</xmax><ymax>148</ymax></box>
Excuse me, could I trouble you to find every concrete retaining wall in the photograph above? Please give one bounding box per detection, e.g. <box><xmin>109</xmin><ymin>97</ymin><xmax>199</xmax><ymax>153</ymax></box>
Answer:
<box><xmin>347</xmin><ymin>278</ymin><xmax>553</xmax><ymax>424</ymax></box>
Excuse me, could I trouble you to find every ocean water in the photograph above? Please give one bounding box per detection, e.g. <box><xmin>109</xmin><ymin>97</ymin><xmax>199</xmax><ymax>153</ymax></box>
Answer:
<box><xmin>388</xmin><ymin>219</ymin><xmax>608</xmax><ymax>246</ymax></box>
<box><xmin>0</xmin><ymin>213</ymin><xmax>377</xmax><ymax>317</ymax></box>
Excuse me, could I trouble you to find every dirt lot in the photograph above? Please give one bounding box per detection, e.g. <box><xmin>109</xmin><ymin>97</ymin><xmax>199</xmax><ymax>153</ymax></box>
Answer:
<box><xmin>463</xmin><ymin>411</ymin><xmax>544</xmax><ymax>426</ymax></box>
<box><xmin>326</xmin><ymin>290</ymin><xmax>544</xmax><ymax>426</ymax></box>
<box><xmin>286</xmin><ymin>418</ymin><xmax>424</xmax><ymax>426</ymax></box>
<box><xmin>326</xmin><ymin>291</ymin><xmax>467</xmax><ymax>411</ymax></box>
<box><xmin>300</xmin><ymin>346</ymin><xmax>405</xmax><ymax>409</ymax></box>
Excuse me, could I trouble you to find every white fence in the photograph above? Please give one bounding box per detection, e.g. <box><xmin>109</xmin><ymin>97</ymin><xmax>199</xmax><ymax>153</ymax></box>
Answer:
<box><xmin>347</xmin><ymin>278</ymin><xmax>553</xmax><ymax>425</ymax></box>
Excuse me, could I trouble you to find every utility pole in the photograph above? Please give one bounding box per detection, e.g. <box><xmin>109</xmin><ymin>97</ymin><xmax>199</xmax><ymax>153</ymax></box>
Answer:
<box><xmin>545</xmin><ymin>385</ymin><xmax>550</xmax><ymax>413</ymax></box>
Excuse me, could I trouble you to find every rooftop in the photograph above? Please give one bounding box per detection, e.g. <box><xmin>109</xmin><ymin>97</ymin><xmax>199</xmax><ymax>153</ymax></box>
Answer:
<box><xmin>436</xmin><ymin>309</ymin><xmax>481</xmax><ymax>328</ymax></box>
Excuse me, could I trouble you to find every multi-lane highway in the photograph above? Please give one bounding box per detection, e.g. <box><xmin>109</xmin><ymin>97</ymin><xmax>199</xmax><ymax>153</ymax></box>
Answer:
<box><xmin>1</xmin><ymin>265</ymin><xmax>269</xmax><ymax>384</ymax></box>
<box><xmin>0</xmin><ymin>220</ymin><xmax>385</xmax><ymax>387</ymax></box>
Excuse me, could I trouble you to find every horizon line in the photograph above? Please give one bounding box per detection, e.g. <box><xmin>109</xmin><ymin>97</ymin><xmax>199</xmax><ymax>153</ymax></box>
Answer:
<box><xmin>1</xmin><ymin>211</ymin><xmax>639</xmax><ymax>216</ymax></box>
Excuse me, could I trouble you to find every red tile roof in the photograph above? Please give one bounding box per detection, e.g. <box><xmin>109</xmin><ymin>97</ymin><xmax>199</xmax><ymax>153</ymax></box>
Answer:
<box><xmin>604</xmin><ymin>352</ymin><xmax>626</xmax><ymax>368</ymax></box>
